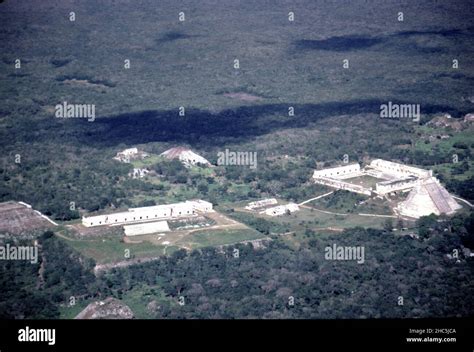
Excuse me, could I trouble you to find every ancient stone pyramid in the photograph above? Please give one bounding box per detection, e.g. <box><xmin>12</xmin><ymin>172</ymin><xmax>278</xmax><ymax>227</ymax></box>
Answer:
<box><xmin>160</xmin><ymin>147</ymin><xmax>211</xmax><ymax>167</ymax></box>
<box><xmin>397</xmin><ymin>177</ymin><xmax>462</xmax><ymax>218</ymax></box>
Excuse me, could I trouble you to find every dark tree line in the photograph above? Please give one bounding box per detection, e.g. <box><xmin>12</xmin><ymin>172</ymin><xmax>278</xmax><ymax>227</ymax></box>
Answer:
<box><xmin>2</xmin><ymin>211</ymin><xmax>473</xmax><ymax>319</ymax></box>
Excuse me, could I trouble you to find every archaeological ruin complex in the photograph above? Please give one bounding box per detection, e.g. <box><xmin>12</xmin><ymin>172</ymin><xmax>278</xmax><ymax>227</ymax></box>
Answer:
<box><xmin>313</xmin><ymin>159</ymin><xmax>461</xmax><ymax>218</ymax></box>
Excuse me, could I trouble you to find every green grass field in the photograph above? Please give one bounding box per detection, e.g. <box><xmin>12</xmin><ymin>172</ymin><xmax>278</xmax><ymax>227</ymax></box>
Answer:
<box><xmin>177</xmin><ymin>228</ymin><xmax>264</xmax><ymax>249</ymax></box>
<box><xmin>120</xmin><ymin>284</ymin><xmax>175</xmax><ymax>319</ymax></box>
<box><xmin>414</xmin><ymin>124</ymin><xmax>474</xmax><ymax>181</ymax></box>
<box><xmin>266</xmin><ymin>206</ymin><xmax>389</xmax><ymax>230</ymax></box>
<box><xmin>58</xmin><ymin>300</ymin><xmax>93</xmax><ymax>319</ymax></box>
<box><xmin>131</xmin><ymin>154</ymin><xmax>163</xmax><ymax>168</ymax></box>
<box><xmin>58</xmin><ymin>222</ymin><xmax>264</xmax><ymax>264</ymax></box>
<box><xmin>59</xmin><ymin>234</ymin><xmax>167</xmax><ymax>264</ymax></box>
<box><xmin>345</xmin><ymin>175</ymin><xmax>383</xmax><ymax>189</ymax></box>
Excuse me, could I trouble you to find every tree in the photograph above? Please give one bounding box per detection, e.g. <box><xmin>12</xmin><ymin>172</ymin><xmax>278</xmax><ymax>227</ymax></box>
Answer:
<box><xmin>383</xmin><ymin>218</ymin><xmax>393</xmax><ymax>232</ymax></box>
<box><xmin>417</xmin><ymin>214</ymin><xmax>438</xmax><ymax>239</ymax></box>
<box><xmin>396</xmin><ymin>218</ymin><xmax>404</xmax><ymax>230</ymax></box>
<box><xmin>197</xmin><ymin>182</ymin><xmax>209</xmax><ymax>194</ymax></box>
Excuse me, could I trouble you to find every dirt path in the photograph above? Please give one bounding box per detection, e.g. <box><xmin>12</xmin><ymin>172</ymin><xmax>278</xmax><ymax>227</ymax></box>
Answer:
<box><xmin>357</xmin><ymin>213</ymin><xmax>397</xmax><ymax>218</ymax></box>
<box><xmin>300</xmin><ymin>204</ymin><xmax>349</xmax><ymax>216</ymax></box>
<box><xmin>453</xmin><ymin>196</ymin><xmax>473</xmax><ymax>208</ymax></box>
<box><xmin>94</xmin><ymin>256</ymin><xmax>161</xmax><ymax>275</ymax></box>
<box><xmin>298</xmin><ymin>191</ymin><xmax>334</xmax><ymax>206</ymax></box>
<box><xmin>187</xmin><ymin>223</ymin><xmax>244</xmax><ymax>235</ymax></box>
<box><xmin>54</xmin><ymin>229</ymin><xmax>79</xmax><ymax>241</ymax></box>
<box><xmin>36</xmin><ymin>242</ymin><xmax>45</xmax><ymax>289</ymax></box>
<box><xmin>302</xmin><ymin>204</ymin><xmax>396</xmax><ymax>219</ymax></box>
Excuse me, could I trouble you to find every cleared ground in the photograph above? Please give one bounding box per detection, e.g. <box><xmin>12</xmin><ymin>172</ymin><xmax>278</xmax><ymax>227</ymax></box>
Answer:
<box><xmin>345</xmin><ymin>175</ymin><xmax>385</xmax><ymax>189</ymax></box>
<box><xmin>57</xmin><ymin>210</ymin><xmax>261</xmax><ymax>264</ymax></box>
<box><xmin>0</xmin><ymin>201</ymin><xmax>56</xmax><ymax>236</ymax></box>
<box><xmin>124</xmin><ymin>211</ymin><xmax>261</xmax><ymax>249</ymax></box>
<box><xmin>257</xmin><ymin>205</ymin><xmax>389</xmax><ymax>232</ymax></box>
<box><xmin>228</xmin><ymin>193</ymin><xmax>401</xmax><ymax>236</ymax></box>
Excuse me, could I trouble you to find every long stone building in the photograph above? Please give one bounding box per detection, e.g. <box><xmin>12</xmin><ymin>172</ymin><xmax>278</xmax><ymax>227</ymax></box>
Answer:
<box><xmin>82</xmin><ymin>200</ymin><xmax>213</xmax><ymax>227</ymax></box>
<box><xmin>374</xmin><ymin>176</ymin><xmax>419</xmax><ymax>195</ymax></box>
<box><xmin>312</xmin><ymin>163</ymin><xmax>362</xmax><ymax>180</ymax></box>
<box><xmin>245</xmin><ymin>198</ymin><xmax>278</xmax><ymax>210</ymax></box>
<box><xmin>261</xmin><ymin>203</ymin><xmax>300</xmax><ymax>216</ymax></box>
<box><xmin>366</xmin><ymin>159</ymin><xmax>432</xmax><ymax>179</ymax></box>
<box><xmin>313</xmin><ymin>176</ymin><xmax>372</xmax><ymax>195</ymax></box>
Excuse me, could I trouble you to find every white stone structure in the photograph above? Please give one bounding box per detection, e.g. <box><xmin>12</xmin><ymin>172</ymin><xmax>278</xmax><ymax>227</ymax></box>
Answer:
<box><xmin>396</xmin><ymin>178</ymin><xmax>462</xmax><ymax>218</ymax></box>
<box><xmin>186</xmin><ymin>199</ymin><xmax>214</xmax><ymax>213</ymax></box>
<box><xmin>161</xmin><ymin>147</ymin><xmax>211</xmax><ymax>168</ymax></box>
<box><xmin>262</xmin><ymin>203</ymin><xmax>299</xmax><ymax>217</ymax></box>
<box><xmin>124</xmin><ymin>221</ymin><xmax>170</xmax><ymax>236</ymax></box>
<box><xmin>311</xmin><ymin>159</ymin><xmax>461</xmax><ymax>217</ymax></box>
<box><xmin>464</xmin><ymin>113</ymin><xmax>474</xmax><ymax>122</ymax></box>
<box><xmin>114</xmin><ymin>148</ymin><xmax>149</xmax><ymax>163</ymax></box>
<box><xmin>375</xmin><ymin>176</ymin><xmax>419</xmax><ymax>195</ymax></box>
<box><xmin>314</xmin><ymin>176</ymin><xmax>372</xmax><ymax>196</ymax></box>
<box><xmin>312</xmin><ymin>164</ymin><xmax>362</xmax><ymax>180</ymax></box>
<box><xmin>114</xmin><ymin>148</ymin><xmax>138</xmax><ymax>163</ymax></box>
<box><xmin>245</xmin><ymin>198</ymin><xmax>278</xmax><ymax>210</ymax></box>
<box><xmin>17</xmin><ymin>201</ymin><xmax>32</xmax><ymax>208</ymax></box>
<box><xmin>367</xmin><ymin>159</ymin><xmax>432</xmax><ymax>179</ymax></box>
<box><xmin>313</xmin><ymin>159</ymin><xmax>434</xmax><ymax>196</ymax></box>
<box><xmin>82</xmin><ymin>200</ymin><xmax>213</xmax><ymax>227</ymax></box>
<box><xmin>130</xmin><ymin>168</ymin><xmax>149</xmax><ymax>179</ymax></box>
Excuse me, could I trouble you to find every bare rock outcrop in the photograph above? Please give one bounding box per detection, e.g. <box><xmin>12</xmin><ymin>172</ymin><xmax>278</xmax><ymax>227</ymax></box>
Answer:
<box><xmin>75</xmin><ymin>297</ymin><xmax>134</xmax><ymax>319</ymax></box>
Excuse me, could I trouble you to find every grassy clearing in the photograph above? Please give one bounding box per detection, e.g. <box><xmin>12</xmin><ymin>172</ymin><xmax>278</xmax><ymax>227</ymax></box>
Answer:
<box><xmin>61</xmin><ymin>234</ymin><xmax>166</xmax><ymax>264</ymax></box>
<box><xmin>415</xmin><ymin>129</ymin><xmax>473</xmax><ymax>154</ymax></box>
<box><xmin>131</xmin><ymin>154</ymin><xmax>163</xmax><ymax>168</ymax></box>
<box><xmin>268</xmin><ymin>206</ymin><xmax>387</xmax><ymax>230</ymax></box>
<box><xmin>179</xmin><ymin>229</ymin><xmax>264</xmax><ymax>249</ymax></box>
<box><xmin>189</xmin><ymin>166</ymin><xmax>215</xmax><ymax>177</ymax></box>
<box><xmin>120</xmin><ymin>284</ymin><xmax>174</xmax><ymax>319</ymax></box>
<box><xmin>58</xmin><ymin>300</ymin><xmax>93</xmax><ymax>319</ymax></box>
<box><xmin>345</xmin><ymin>175</ymin><xmax>383</xmax><ymax>189</ymax></box>
<box><xmin>414</xmin><ymin>125</ymin><xmax>474</xmax><ymax>181</ymax></box>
